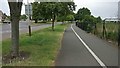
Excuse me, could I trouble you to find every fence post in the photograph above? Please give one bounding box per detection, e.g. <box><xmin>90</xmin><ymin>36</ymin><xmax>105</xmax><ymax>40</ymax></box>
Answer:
<box><xmin>28</xmin><ymin>25</ymin><xmax>31</xmax><ymax>36</ymax></box>
<box><xmin>94</xmin><ymin>23</ymin><xmax>97</xmax><ymax>35</ymax></box>
<box><xmin>103</xmin><ymin>20</ymin><xmax>105</xmax><ymax>38</ymax></box>
<box><xmin>118</xmin><ymin>21</ymin><xmax>120</xmax><ymax>46</ymax></box>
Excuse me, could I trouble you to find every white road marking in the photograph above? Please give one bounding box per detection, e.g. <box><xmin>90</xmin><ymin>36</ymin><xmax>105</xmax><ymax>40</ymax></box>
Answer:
<box><xmin>71</xmin><ymin>24</ymin><xmax>107</xmax><ymax>68</ymax></box>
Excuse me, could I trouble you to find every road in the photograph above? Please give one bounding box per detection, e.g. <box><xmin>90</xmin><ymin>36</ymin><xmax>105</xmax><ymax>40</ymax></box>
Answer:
<box><xmin>0</xmin><ymin>21</ymin><xmax>61</xmax><ymax>40</ymax></box>
<box><xmin>55</xmin><ymin>24</ymin><xmax>118</xmax><ymax>68</ymax></box>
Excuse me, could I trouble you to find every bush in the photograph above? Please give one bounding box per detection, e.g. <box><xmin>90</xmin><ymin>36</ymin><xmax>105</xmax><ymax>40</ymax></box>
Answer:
<box><xmin>106</xmin><ymin>32</ymin><xmax>118</xmax><ymax>41</ymax></box>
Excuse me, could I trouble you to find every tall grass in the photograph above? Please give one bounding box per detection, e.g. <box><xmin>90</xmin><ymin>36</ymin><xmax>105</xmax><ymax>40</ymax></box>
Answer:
<box><xmin>96</xmin><ymin>22</ymin><xmax>118</xmax><ymax>42</ymax></box>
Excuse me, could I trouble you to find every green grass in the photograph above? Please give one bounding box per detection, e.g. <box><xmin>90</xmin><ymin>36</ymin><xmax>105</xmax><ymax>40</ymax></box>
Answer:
<box><xmin>2</xmin><ymin>24</ymin><xmax>68</xmax><ymax>66</ymax></box>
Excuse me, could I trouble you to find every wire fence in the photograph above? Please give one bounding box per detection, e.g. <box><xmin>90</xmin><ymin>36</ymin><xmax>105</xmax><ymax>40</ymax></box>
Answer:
<box><xmin>96</xmin><ymin>21</ymin><xmax>118</xmax><ymax>45</ymax></box>
<box><xmin>75</xmin><ymin>20</ymin><xmax>119</xmax><ymax>46</ymax></box>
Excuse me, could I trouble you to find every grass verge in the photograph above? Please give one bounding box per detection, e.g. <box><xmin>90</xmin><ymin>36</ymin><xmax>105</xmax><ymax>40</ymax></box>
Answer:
<box><xmin>2</xmin><ymin>24</ymin><xmax>68</xmax><ymax>66</ymax></box>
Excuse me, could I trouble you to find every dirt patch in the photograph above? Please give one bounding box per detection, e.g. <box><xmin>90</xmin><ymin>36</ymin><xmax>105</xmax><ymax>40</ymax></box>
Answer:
<box><xmin>2</xmin><ymin>51</ymin><xmax>30</xmax><ymax>64</ymax></box>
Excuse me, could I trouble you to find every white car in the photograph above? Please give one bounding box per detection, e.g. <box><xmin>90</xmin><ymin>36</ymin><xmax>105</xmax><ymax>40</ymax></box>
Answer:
<box><xmin>3</xmin><ymin>20</ymin><xmax>11</xmax><ymax>24</ymax></box>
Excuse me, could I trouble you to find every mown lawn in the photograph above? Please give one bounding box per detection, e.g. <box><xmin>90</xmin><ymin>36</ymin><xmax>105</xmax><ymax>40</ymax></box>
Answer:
<box><xmin>2</xmin><ymin>24</ymin><xmax>68</xmax><ymax>66</ymax></box>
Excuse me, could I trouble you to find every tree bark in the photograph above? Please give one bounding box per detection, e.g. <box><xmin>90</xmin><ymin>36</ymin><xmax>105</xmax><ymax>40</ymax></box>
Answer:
<box><xmin>8</xmin><ymin>2</ymin><xmax>22</xmax><ymax>58</ymax></box>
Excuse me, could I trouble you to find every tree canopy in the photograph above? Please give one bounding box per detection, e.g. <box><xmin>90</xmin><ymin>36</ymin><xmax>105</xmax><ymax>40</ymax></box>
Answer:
<box><xmin>32</xmin><ymin>2</ymin><xmax>76</xmax><ymax>22</ymax></box>
<box><xmin>75</xmin><ymin>7</ymin><xmax>102</xmax><ymax>33</ymax></box>
<box><xmin>32</xmin><ymin>2</ymin><xmax>76</xmax><ymax>30</ymax></box>
<box><xmin>20</xmin><ymin>14</ymin><xmax>27</xmax><ymax>21</ymax></box>
<box><xmin>75</xmin><ymin>7</ymin><xmax>91</xmax><ymax>21</ymax></box>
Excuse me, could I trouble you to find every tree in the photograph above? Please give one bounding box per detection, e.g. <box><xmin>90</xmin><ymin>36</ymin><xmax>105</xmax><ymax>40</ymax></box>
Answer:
<box><xmin>32</xmin><ymin>2</ymin><xmax>76</xmax><ymax>31</ymax></box>
<box><xmin>58</xmin><ymin>2</ymin><xmax>76</xmax><ymax>22</ymax></box>
<box><xmin>75</xmin><ymin>7</ymin><xmax>91</xmax><ymax>21</ymax></box>
<box><xmin>8</xmin><ymin>0</ymin><xmax>23</xmax><ymax>58</ymax></box>
<box><xmin>32</xmin><ymin>2</ymin><xmax>42</xmax><ymax>23</ymax></box>
<box><xmin>81</xmin><ymin>15</ymin><xmax>95</xmax><ymax>32</ymax></box>
<box><xmin>20</xmin><ymin>14</ymin><xmax>27</xmax><ymax>21</ymax></box>
<box><xmin>96</xmin><ymin>16</ymin><xmax>102</xmax><ymax>23</ymax></box>
<box><xmin>66</xmin><ymin>14</ymin><xmax>74</xmax><ymax>21</ymax></box>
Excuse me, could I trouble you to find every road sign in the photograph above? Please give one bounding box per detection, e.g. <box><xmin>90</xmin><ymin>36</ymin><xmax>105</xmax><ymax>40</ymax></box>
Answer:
<box><xmin>25</xmin><ymin>4</ymin><xmax>32</xmax><ymax>16</ymax></box>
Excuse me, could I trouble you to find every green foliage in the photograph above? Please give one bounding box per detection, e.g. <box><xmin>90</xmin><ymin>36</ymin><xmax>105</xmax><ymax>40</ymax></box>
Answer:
<box><xmin>32</xmin><ymin>2</ymin><xmax>43</xmax><ymax>22</ymax></box>
<box><xmin>96</xmin><ymin>16</ymin><xmax>102</xmax><ymax>23</ymax></box>
<box><xmin>106</xmin><ymin>32</ymin><xmax>118</xmax><ymax>41</ymax></box>
<box><xmin>75</xmin><ymin>7</ymin><xmax>103</xmax><ymax>33</ymax></box>
<box><xmin>80</xmin><ymin>15</ymin><xmax>96</xmax><ymax>32</ymax></box>
<box><xmin>20</xmin><ymin>14</ymin><xmax>27</xmax><ymax>21</ymax></box>
<box><xmin>75</xmin><ymin>7</ymin><xmax>91</xmax><ymax>21</ymax></box>
<box><xmin>66</xmin><ymin>14</ymin><xmax>74</xmax><ymax>21</ymax></box>
<box><xmin>32</xmin><ymin>2</ymin><xmax>76</xmax><ymax>30</ymax></box>
<box><xmin>32</xmin><ymin>2</ymin><xmax>76</xmax><ymax>22</ymax></box>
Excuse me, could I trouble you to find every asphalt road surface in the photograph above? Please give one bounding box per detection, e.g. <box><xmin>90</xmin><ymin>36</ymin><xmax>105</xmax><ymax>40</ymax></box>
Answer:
<box><xmin>0</xmin><ymin>21</ymin><xmax>61</xmax><ymax>40</ymax></box>
<box><xmin>55</xmin><ymin>24</ymin><xmax>118</xmax><ymax>68</ymax></box>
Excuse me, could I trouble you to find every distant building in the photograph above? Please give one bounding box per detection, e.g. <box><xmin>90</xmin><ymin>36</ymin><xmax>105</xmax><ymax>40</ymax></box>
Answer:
<box><xmin>0</xmin><ymin>10</ymin><xmax>7</xmax><ymax>23</ymax></box>
<box><xmin>105</xmin><ymin>1</ymin><xmax>120</xmax><ymax>22</ymax></box>
<box><xmin>105</xmin><ymin>17</ymin><xmax>119</xmax><ymax>22</ymax></box>
<box><xmin>0</xmin><ymin>10</ymin><xmax>3</xmax><ymax>22</ymax></box>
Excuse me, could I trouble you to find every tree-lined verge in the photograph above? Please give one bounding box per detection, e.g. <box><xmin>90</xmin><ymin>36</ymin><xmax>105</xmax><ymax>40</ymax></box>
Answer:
<box><xmin>2</xmin><ymin>24</ymin><xmax>68</xmax><ymax>65</ymax></box>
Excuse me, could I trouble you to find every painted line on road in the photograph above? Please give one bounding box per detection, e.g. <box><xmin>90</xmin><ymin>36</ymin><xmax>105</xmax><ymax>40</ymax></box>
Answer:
<box><xmin>71</xmin><ymin>24</ymin><xmax>107</xmax><ymax>68</ymax></box>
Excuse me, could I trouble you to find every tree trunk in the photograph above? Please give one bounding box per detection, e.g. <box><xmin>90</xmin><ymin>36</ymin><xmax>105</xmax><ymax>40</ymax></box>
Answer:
<box><xmin>8</xmin><ymin>1</ymin><xmax>22</xmax><ymax>58</ymax></box>
<box><xmin>11</xmin><ymin>17</ymin><xmax>19</xmax><ymax>57</ymax></box>
<box><xmin>52</xmin><ymin>14</ymin><xmax>56</xmax><ymax>31</ymax></box>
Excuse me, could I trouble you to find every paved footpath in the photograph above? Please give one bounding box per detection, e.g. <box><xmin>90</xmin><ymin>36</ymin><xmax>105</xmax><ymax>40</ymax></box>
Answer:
<box><xmin>55</xmin><ymin>24</ymin><xmax>118</xmax><ymax>67</ymax></box>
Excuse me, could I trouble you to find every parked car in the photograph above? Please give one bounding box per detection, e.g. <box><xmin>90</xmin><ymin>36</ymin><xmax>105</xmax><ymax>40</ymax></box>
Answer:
<box><xmin>2</xmin><ymin>20</ymin><xmax>11</xmax><ymax>24</ymax></box>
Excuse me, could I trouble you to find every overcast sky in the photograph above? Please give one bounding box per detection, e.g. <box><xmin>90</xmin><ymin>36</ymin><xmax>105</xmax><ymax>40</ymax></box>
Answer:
<box><xmin>0</xmin><ymin>0</ymin><xmax>119</xmax><ymax>19</ymax></box>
